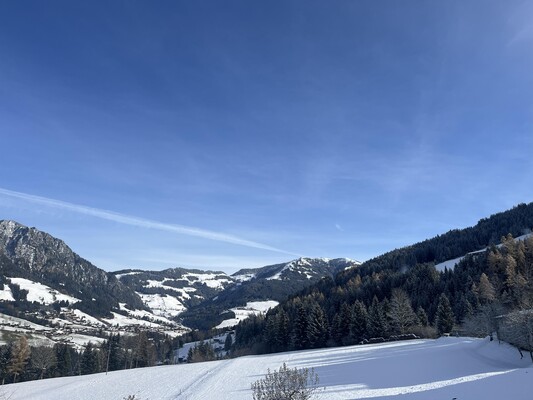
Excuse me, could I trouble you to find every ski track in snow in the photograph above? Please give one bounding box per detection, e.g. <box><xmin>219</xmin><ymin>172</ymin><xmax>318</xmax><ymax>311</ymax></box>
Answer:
<box><xmin>4</xmin><ymin>337</ymin><xmax>532</xmax><ymax>400</ymax></box>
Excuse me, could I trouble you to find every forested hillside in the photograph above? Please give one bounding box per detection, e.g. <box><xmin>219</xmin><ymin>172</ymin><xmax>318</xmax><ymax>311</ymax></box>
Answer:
<box><xmin>234</xmin><ymin>203</ymin><xmax>533</xmax><ymax>355</ymax></box>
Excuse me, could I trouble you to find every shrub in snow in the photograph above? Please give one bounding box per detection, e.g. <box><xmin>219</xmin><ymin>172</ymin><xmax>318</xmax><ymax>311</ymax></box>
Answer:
<box><xmin>251</xmin><ymin>362</ymin><xmax>320</xmax><ymax>400</ymax></box>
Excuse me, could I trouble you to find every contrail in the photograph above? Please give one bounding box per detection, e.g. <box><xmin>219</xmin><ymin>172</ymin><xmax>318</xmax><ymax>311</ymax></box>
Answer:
<box><xmin>0</xmin><ymin>187</ymin><xmax>301</xmax><ymax>256</ymax></box>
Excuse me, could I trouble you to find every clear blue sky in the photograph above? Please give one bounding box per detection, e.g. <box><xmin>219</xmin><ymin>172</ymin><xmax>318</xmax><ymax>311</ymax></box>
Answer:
<box><xmin>1</xmin><ymin>1</ymin><xmax>532</xmax><ymax>273</ymax></box>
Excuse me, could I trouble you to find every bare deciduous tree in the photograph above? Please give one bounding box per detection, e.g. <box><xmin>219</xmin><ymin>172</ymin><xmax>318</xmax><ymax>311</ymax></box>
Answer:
<box><xmin>7</xmin><ymin>336</ymin><xmax>31</xmax><ymax>383</ymax></box>
<box><xmin>251</xmin><ymin>363</ymin><xmax>320</xmax><ymax>400</ymax></box>
<box><xmin>31</xmin><ymin>346</ymin><xmax>57</xmax><ymax>379</ymax></box>
<box><xmin>498</xmin><ymin>308</ymin><xmax>533</xmax><ymax>362</ymax></box>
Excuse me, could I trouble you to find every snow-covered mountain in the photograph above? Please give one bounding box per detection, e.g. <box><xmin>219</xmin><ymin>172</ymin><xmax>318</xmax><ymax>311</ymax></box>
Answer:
<box><xmin>114</xmin><ymin>257</ymin><xmax>360</xmax><ymax>329</ymax></box>
<box><xmin>179</xmin><ymin>257</ymin><xmax>361</xmax><ymax>329</ymax></box>
<box><xmin>1</xmin><ymin>220</ymin><xmax>360</xmax><ymax>339</ymax></box>
<box><xmin>0</xmin><ymin>220</ymin><xmax>188</xmax><ymax>347</ymax></box>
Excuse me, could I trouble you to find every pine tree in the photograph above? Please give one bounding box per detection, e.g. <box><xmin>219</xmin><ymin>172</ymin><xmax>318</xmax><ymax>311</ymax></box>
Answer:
<box><xmin>454</xmin><ymin>293</ymin><xmax>474</xmax><ymax>323</ymax></box>
<box><xmin>388</xmin><ymin>289</ymin><xmax>417</xmax><ymax>335</ymax></box>
<box><xmin>435</xmin><ymin>294</ymin><xmax>455</xmax><ymax>335</ymax></box>
<box><xmin>367</xmin><ymin>297</ymin><xmax>387</xmax><ymax>338</ymax></box>
<box><xmin>103</xmin><ymin>333</ymin><xmax>123</xmax><ymax>373</ymax></box>
<box><xmin>337</xmin><ymin>303</ymin><xmax>353</xmax><ymax>345</ymax></box>
<box><xmin>330</xmin><ymin>314</ymin><xmax>343</xmax><ymax>346</ymax></box>
<box><xmin>350</xmin><ymin>300</ymin><xmax>368</xmax><ymax>343</ymax></box>
<box><xmin>274</xmin><ymin>309</ymin><xmax>290</xmax><ymax>351</ymax></box>
<box><xmin>80</xmin><ymin>342</ymin><xmax>98</xmax><ymax>375</ymax></box>
<box><xmin>54</xmin><ymin>343</ymin><xmax>73</xmax><ymax>377</ymax></box>
<box><xmin>134</xmin><ymin>331</ymin><xmax>154</xmax><ymax>368</ymax></box>
<box><xmin>0</xmin><ymin>345</ymin><xmax>11</xmax><ymax>384</ymax></box>
<box><xmin>224</xmin><ymin>333</ymin><xmax>233</xmax><ymax>352</ymax></box>
<box><xmin>306</xmin><ymin>303</ymin><xmax>328</xmax><ymax>349</ymax></box>
<box><xmin>416</xmin><ymin>306</ymin><xmax>428</xmax><ymax>327</ymax></box>
<box><xmin>291</xmin><ymin>303</ymin><xmax>309</xmax><ymax>350</ymax></box>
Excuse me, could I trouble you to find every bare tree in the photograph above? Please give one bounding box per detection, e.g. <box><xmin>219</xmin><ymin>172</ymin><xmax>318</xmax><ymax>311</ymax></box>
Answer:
<box><xmin>8</xmin><ymin>336</ymin><xmax>31</xmax><ymax>383</ymax></box>
<box><xmin>462</xmin><ymin>302</ymin><xmax>505</xmax><ymax>340</ymax></box>
<box><xmin>31</xmin><ymin>346</ymin><xmax>57</xmax><ymax>379</ymax></box>
<box><xmin>498</xmin><ymin>308</ymin><xmax>533</xmax><ymax>361</ymax></box>
<box><xmin>251</xmin><ymin>363</ymin><xmax>320</xmax><ymax>400</ymax></box>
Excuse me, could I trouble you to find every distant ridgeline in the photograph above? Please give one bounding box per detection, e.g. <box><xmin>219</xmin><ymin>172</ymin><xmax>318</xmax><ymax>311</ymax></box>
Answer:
<box><xmin>234</xmin><ymin>202</ymin><xmax>533</xmax><ymax>355</ymax></box>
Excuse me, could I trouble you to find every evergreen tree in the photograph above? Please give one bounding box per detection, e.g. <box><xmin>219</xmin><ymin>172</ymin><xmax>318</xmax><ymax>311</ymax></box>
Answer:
<box><xmin>54</xmin><ymin>343</ymin><xmax>73</xmax><ymax>377</ymax></box>
<box><xmin>330</xmin><ymin>314</ymin><xmax>343</xmax><ymax>346</ymax></box>
<box><xmin>187</xmin><ymin>341</ymin><xmax>216</xmax><ymax>363</ymax></box>
<box><xmin>0</xmin><ymin>345</ymin><xmax>11</xmax><ymax>384</ymax></box>
<box><xmin>388</xmin><ymin>289</ymin><xmax>417</xmax><ymax>334</ymax></box>
<box><xmin>134</xmin><ymin>331</ymin><xmax>154</xmax><ymax>368</ymax></box>
<box><xmin>291</xmin><ymin>303</ymin><xmax>309</xmax><ymax>350</ymax></box>
<box><xmin>350</xmin><ymin>300</ymin><xmax>368</xmax><ymax>343</ymax></box>
<box><xmin>416</xmin><ymin>306</ymin><xmax>428</xmax><ymax>327</ymax></box>
<box><xmin>367</xmin><ymin>297</ymin><xmax>387</xmax><ymax>338</ymax></box>
<box><xmin>80</xmin><ymin>342</ymin><xmax>98</xmax><ymax>375</ymax></box>
<box><xmin>306</xmin><ymin>303</ymin><xmax>328</xmax><ymax>349</ymax></box>
<box><xmin>274</xmin><ymin>309</ymin><xmax>290</xmax><ymax>351</ymax></box>
<box><xmin>224</xmin><ymin>333</ymin><xmax>233</xmax><ymax>352</ymax></box>
<box><xmin>435</xmin><ymin>294</ymin><xmax>455</xmax><ymax>335</ymax></box>
<box><xmin>454</xmin><ymin>293</ymin><xmax>474</xmax><ymax>323</ymax></box>
<box><xmin>337</xmin><ymin>303</ymin><xmax>353</xmax><ymax>345</ymax></box>
<box><xmin>103</xmin><ymin>333</ymin><xmax>123</xmax><ymax>372</ymax></box>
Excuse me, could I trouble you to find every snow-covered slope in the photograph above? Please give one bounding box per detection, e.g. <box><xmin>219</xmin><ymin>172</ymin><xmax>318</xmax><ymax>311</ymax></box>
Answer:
<box><xmin>215</xmin><ymin>300</ymin><xmax>279</xmax><ymax>329</ymax></box>
<box><xmin>5</xmin><ymin>337</ymin><xmax>531</xmax><ymax>400</ymax></box>
<box><xmin>435</xmin><ymin>233</ymin><xmax>533</xmax><ymax>272</ymax></box>
<box><xmin>7</xmin><ymin>277</ymin><xmax>80</xmax><ymax>305</ymax></box>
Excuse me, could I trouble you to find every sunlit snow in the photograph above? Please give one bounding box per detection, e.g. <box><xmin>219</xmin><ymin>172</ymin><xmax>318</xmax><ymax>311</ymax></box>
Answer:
<box><xmin>6</xmin><ymin>337</ymin><xmax>531</xmax><ymax>400</ymax></box>
<box><xmin>7</xmin><ymin>277</ymin><xmax>80</xmax><ymax>305</ymax></box>
<box><xmin>215</xmin><ymin>300</ymin><xmax>279</xmax><ymax>329</ymax></box>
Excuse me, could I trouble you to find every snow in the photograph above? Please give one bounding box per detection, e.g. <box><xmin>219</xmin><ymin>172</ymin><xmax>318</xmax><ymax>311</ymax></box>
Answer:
<box><xmin>266</xmin><ymin>258</ymin><xmax>317</xmax><ymax>281</ymax></box>
<box><xmin>183</xmin><ymin>272</ymin><xmax>233</xmax><ymax>289</ymax></box>
<box><xmin>69</xmin><ymin>308</ymin><xmax>106</xmax><ymax>326</ymax></box>
<box><xmin>232</xmin><ymin>272</ymin><xmax>256</xmax><ymax>282</ymax></box>
<box><xmin>435</xmin><ymin>255</ymin><xmax>465</xmax><ymax>272</ymax></box>
<box><xmin>215</xmin><ymin>300</ymin><xmax>279</xmax><ymax>329</ymax></box>
<box><xmin>102</xmin><ymin>312</ymin><xmax>162</xmax><ymax>328</ymax></box>
<box><xmin>435</xmin><ymin>233</ymin><xmax>533</xmax><ymax>272</ymax></box>
<box><xmin>6</xmin><ymin>337</ymin><xmax>532</xmax><ymax>400</ymax></box>
<box><xmin>101</xmin><ymin>306</ymin><xmax>187</xmax><ymax>336</ymax></box>
<box><xmin>0</xmin><ymin>313</ymin><xmax>52</xmax><ymax>331</ymax></box>
<box><xmin>118</xmin><ymin>303</ymin><xmax>177</xmax><ymax>326</ymax></box>
<box><xmin>137</xmin><ymin>292</ymin><xmax>186</xmax><ymax>317</ymax></box>
<box><xmin>114</xmin><ymin>271</ymin><xmax>142</xmax><ymax>279</ymax></box>
<box><xmin>0</xmin><ymin>284</ymin><xmax>15</xmax><ymax>301</ymax></box>
<box><xmin>144</xmin><ymin>279</ymin><xmax>196</xmax><ymax>299</ymax></box>
<box><xmin>7</xmin><ymin>277</ymin><xmax>80</xmax><ymax>305</ymax></box>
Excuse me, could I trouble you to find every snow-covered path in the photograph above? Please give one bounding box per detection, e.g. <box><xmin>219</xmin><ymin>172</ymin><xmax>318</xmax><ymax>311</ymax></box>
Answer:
<box><xmin>4</xmin><ymin>337</ymin><xmax>531</xmax><ymax>400</ymax></box>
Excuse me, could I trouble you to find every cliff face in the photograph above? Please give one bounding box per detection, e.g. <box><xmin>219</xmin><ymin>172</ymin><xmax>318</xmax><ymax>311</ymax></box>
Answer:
<box><xmin>0</xmin><ymin>220</ymin><xmax>144</xmax><ymax>315</ymax></box>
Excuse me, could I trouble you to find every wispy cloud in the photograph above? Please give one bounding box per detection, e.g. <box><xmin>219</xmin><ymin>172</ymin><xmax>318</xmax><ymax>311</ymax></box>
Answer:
<box><xmin>0</xmin><ymin>187</ymin><xmax>300</xmax><ymax>257</ymax></box>
<box><xmin>335</xmin><ymin>223</ymin><xmax>344</xmax><ymax>232</ymax></box>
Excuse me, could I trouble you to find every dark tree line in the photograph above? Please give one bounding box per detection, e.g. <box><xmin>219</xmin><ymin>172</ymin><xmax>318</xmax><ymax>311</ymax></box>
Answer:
<box><xmin>0</xmin><ymin>330</ymin><xmax>177</xmax><ymax>385</ymax></box>
<box><xmin>234</xmin><ymin>203</ymin><xmax>533</xmax><ymax>355</ymax></box>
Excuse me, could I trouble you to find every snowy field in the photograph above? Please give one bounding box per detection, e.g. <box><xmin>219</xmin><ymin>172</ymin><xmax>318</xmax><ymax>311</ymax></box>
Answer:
<box><xmin>4</xmin><ymin>337</ymin><xmax>532</xmax><ymax>400</ymax></box>
<box><xmin>215</xmin><ymin>300</ymin><xmax>279</xmax><ymax>329</ymax></box>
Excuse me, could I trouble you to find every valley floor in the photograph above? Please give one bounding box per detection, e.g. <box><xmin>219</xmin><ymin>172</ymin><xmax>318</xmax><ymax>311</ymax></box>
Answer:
<box><xmin>3</xmin><ymin>337</ymin><xmax>532</xmax><ymax>400</ymax></box>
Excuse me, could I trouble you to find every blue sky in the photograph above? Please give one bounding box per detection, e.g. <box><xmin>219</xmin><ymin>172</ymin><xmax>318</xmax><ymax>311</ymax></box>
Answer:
<box><xmin>1</xmin><ymin>1</ymin><xmax>532</xmax><ymax>273</ymax></box>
